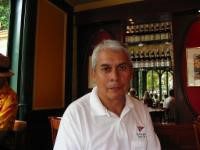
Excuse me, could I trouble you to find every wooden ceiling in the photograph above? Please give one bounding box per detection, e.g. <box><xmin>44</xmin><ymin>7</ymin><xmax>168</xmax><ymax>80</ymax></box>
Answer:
<box><xmin>66</xmin><ymin>0</ymin><xmax>143</xmax><ymax>12</ymax></box>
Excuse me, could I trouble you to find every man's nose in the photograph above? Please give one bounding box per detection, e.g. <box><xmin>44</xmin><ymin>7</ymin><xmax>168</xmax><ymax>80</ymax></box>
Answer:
<box><xmin>110</xmin><ymin>68</ymin><xmax>119</xmax><ymax>80</ymax></box>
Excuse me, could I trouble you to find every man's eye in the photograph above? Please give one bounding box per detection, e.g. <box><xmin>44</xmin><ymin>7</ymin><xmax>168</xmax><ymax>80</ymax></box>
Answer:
<box><xmin>118</xmin><ymin>64</ymin><xmax>130</xmax><ymax>71</ymax></box>
<box><xmin>101</xmin><ymin>67</ymin><xmax>111</xmax><ymax>72</ymax></box>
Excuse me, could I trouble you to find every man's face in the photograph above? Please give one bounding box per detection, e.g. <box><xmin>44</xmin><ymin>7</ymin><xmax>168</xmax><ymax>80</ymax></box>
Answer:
<box><xmin>93</xmin><ymin>48</ymin><xmax>133</xmax><ymax>102</ymax></box>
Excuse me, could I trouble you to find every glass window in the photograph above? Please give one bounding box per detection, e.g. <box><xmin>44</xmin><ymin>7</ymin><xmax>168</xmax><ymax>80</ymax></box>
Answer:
<box><xmin>161</xmin><ymin>71</ymin><xmax>173</xmax><ymax>96</ymax></box>
<box><xmin>0</xmin><ymin>0</ymin><xmax>10</xmax><ymax>55</ymax></box>
<box><xmin>146</xmin><ymin>70</ymin><xmax>160</xmax><ymax>94</ymax></box>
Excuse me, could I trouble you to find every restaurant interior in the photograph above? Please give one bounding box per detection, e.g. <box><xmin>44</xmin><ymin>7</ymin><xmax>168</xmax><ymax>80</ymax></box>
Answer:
<box><xmin>1</xmin><ymin>0</ymin><xmax>200</xmax><ymax>149</ymax></box>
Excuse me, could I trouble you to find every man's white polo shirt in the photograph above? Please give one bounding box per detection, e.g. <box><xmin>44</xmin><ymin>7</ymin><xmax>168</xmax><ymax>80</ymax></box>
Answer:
<box><xmin>54</xmin><ymin>87</ymin><xmax>161</xmax><ymax>150</ymax></box>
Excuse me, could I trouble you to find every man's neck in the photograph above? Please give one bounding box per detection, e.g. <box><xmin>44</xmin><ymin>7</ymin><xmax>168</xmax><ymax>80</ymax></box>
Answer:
<box><xmin>100</xmin><ymin>97</ymin><xmax>126</xmax><ymax>117</ymax></box>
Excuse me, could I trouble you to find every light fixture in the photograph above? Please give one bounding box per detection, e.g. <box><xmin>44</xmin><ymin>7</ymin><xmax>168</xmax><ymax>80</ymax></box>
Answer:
<box><xmin>129</xmin><ymin>18</ymin><xmax>133</xmax><ymax>22</ymax></box>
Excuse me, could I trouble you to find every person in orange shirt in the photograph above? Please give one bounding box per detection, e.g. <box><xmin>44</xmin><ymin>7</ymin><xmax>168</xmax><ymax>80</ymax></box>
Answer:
<box><xmin>0</xmin><ymin>54</ymin><xmax>17</xmax><ymax>130</ymax></box>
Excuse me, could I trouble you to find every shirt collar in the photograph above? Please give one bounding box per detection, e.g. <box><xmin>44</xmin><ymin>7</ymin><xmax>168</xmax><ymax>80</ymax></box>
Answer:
<box><xmin>90</xmin><ymin>87</ymin><xmax>108</xmax><ymax>116</ymax></box>
<box><xmin>90</xmin><ymin>87</ymin><xmax>134</xmax><ymax>117</ymax></box>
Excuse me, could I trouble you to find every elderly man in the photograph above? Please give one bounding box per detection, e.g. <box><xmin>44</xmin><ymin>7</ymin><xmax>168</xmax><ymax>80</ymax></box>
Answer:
<box><xmin>54</xmin><ymin>40</ymin><xmax>160</xmax><ymax>150</ymax></box>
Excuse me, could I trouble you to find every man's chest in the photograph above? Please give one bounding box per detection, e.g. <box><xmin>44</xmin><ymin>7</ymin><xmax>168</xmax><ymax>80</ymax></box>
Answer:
<box><xmin>82</xmin><ymin>115</ymin><xmax>147</xmax><ymax>150</ymax></box>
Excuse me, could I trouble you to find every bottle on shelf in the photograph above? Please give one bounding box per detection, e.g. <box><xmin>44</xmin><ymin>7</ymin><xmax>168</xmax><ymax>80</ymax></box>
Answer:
<box><xmin>144</xmin><ymin>51</ymin><xmax>150</xmax><ymax>68</ymax></box>
<box><xmin>140</xmin><ymin>51</ymin><xmax>145</xmax><ymax>68</ymax></box>
<box><xmin>165</xmin><ymin>48</ymin><xmax>172</xmax><ymax>68</ymax></box>
<box><xmin>130</xmin><ymin>50</ymin><xmax>134</xmax><ymax>61</ymax></box>
<box><xmin>149</xmin><ymin>23</ymin><xmax>154</xmax><ymax>32</ymax></box>
<box><xmin>130</xmin><ymin>49</ymin><xmax>136</xmax><ymax>68</ymax></box>
<box><xmin>125</xmin><ymin>20</ymin><xmax>173</xmax><ymax>70</ymax></box>
<box><xmin>150</xmin><ymin>50</ymin><xmax>155</xmax><ymax>68</ymax></box>
<box><xmin>125</xmin><ymin>21</ymin><xmax>172</xmax><ymax>44</ymax></box>
<box><xmin>155</xmin><ymin>49</ymin><xmax>160</xmax><ymax>67</ymax></box>
<box><xmin>136</xmin><ymin>51</ymin><xmax>140</xmax><ymax>68</ymax></box>
<box><xmin>160</xmin><ymin>49</ymin><xmax>165</xmax><ymax>67</ymax></box>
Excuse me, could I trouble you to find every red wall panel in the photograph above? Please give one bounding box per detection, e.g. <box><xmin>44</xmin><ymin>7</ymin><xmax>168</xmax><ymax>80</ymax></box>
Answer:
<box><xmin>184</xmin><ymin>20</ymin><xmax>200</xmax><ymax>114</ymax></box>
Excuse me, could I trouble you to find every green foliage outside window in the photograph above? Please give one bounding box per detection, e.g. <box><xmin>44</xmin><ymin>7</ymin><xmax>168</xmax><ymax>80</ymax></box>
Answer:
<box><xmin>146</xmin><ymin>70</ymin><xmax>173</xmax><ymax>101</ymax></box>
<box><xmin>0</xmin><ymin>0</ymin><xmax>10</xmax><ymax>30</ymax></box>
<box><xmin>146</xmin><ymin>70</ymin><xmax>159</xmax><ymax>92</ymax></box>
<box><xmin>161</xmin><ymin>71</ymin><xmax>173</xmax><ymax>94</ymax></box>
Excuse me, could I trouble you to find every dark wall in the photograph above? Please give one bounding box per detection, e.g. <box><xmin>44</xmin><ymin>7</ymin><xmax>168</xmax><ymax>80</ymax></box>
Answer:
<box><xmin>76</xmin><ymin>0</ymin><xmax>200</xmax><ymax>25</ymax></box>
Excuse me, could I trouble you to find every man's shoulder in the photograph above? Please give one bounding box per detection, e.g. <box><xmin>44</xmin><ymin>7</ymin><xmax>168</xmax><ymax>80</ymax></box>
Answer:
<box><xmin>128</xmin><ymin>95</ymin><xmax>146</xmax><ymax>108</ymax></box>
<box><xmin>128</xmin><ymin>96</ymin><xmax>150</xmax><ymax>121</ymax></box>
<box><xmin>66</xmin><ymin>92</ymin><xmax>91</xmax><ymax>111</ymax></box>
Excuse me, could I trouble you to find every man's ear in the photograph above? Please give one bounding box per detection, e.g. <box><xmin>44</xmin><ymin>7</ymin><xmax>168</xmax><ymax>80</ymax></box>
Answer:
<box><xmin>89</xmin><ymin>68</ymin><xmax>96</xmax><ymax>88</ymax></box>
<box><xmin>91</xmin><ymin>68</ymin><xmax>96</xmax><ymax>81</ymax></box>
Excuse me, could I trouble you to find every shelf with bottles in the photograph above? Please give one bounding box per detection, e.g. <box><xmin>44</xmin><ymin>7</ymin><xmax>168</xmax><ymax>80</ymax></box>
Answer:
<box><xmin>125</xmin><ymin>21</ymin><xmax>172</xmax><ymax>45</ymax></box>
<box><xmin>128</xmin><ymin>43</ymin><xmax>173</xmax><ymax>70</ymax></box>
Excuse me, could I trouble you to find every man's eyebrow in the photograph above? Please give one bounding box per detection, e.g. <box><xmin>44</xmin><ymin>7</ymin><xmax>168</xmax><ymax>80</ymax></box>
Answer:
<box><xmin>117</xmin><ymin>62</ymin><xmax>131</xmax><ymax>66</ymax></box>
<box><xmin>99</xmin><ymin>62</ymin><xmax>130</xmax><ymax>67</ymax></box>
<box><xmin>99</xmin><ymin>64</ymin><xmax>110</xmax><ymax>67</ymax></box>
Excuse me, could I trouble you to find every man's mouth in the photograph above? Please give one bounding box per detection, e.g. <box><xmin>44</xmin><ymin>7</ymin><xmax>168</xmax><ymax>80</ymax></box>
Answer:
<box><xmin>108</xmin><ymin>86</ymin><xmax>121</xmax><ymax>90</ymax></box>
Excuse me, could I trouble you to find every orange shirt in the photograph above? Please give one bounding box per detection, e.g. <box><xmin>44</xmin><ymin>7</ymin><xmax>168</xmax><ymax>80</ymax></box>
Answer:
<box><xmin>0</xmin><ymin>84</ymin><xmax>17</xmax><ymax>130</ymax></box>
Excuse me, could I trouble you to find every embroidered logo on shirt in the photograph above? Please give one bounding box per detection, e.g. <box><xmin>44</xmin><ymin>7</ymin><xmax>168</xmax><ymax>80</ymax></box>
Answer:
<box><xmin>137</xmin><ymin>126</ymin><xmax>146</xmax><ymax>138</ymax></box>
<box><xmin>137</xmin><ymin>126</ymin><xmax>144</xmax><ymax>132</ymax></box>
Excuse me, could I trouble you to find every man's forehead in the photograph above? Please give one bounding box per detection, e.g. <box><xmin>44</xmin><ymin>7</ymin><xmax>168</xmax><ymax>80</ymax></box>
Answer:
<box><xmin>95</xmin><ymin>49</ymin><xmax>130</xmax><ymax>65</ymax></box>
<box><xmin>98</xmin><ymin>49</ymin><xmax>128</xmax><ymax>59</ymax></box>
<box><xmin>97</xmin><ymin>61</ymin><xmax>130</xmax><ymax>67</ymax></box>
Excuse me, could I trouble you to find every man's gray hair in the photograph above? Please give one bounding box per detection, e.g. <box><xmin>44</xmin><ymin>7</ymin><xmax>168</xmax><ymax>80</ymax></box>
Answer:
<box><xmin>91</xmin><ymin>39</ymin><xmax>131</xmax><ymax>69</ymax></box>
